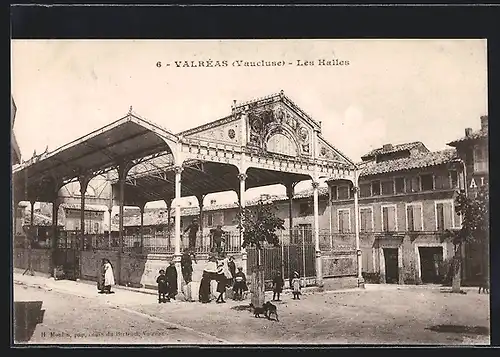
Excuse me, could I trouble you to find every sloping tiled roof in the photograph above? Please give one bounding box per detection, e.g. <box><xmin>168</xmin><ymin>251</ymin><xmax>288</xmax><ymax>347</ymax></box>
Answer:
<box><xmin>61</xmin><ymin>203</ymin><xmax>107</xmax><ymax>212</ymax></box>
<box><xmin>122</xmin><ymin>188</ymin><xmax>327</xmax><ymax>227</ymax></box>
<box><xmin>361</xmin><ymin>142</ymin><xmax>428</xmax><ymax>160</ymax></box>
<box><xmin>447</xmin><ymin>129</ymin><xmax>488</xmax><ymax>146</ymax></box>
<box><xmin>360</xmin><ymin>149</ymin><xmax>460</xmax><ymax>177</ymax></box>
<box><xmin>23</xmin><ymin>211</ymin><xmax>64</xmax><ymax>227</ymax></box>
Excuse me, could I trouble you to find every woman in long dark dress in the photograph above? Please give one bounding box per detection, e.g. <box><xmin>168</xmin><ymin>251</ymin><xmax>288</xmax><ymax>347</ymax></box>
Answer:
<box><xmin>215</xmin><ymin>262</ymin><xmax>227</xmax><ymax>303</ymax></box>
<box><xmin>199</xmin><ymin>270</ymin><xmax>212</xmax><ymax>303</ymax></box>
<box><xmin>199</xmin><ymin>256</ymin><xmax>217</xmax><ymax>303</ymax></box>
<box><xmin>165</xmin><ymin>261</ymin><xmax>178</xmax><ymax>300</ymax></box>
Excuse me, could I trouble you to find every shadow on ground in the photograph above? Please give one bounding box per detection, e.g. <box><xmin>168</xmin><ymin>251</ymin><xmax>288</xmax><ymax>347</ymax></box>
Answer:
<box><xmin>440</xmin><ymin>289</ymin><xmax>468</xmax><ymax>295</ymax></box>
<box><xmin>426</xmin><ymin>325</ymin><xmax>489</xmax><ymax>335</ymax></box>
<box><xmin>13</xmin><ymin>301</ymin><xmax>45</xmax><ymax>342</ymax></box>
<box><xmin>231</xmin><ymin>304</ymin><xmax>253</xmax><ymax>312</ymax></box>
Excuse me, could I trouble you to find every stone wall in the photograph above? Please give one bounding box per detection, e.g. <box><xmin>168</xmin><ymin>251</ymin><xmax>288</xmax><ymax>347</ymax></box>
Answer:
<box><xmin>13</xmin><ymin>248</ymin><xmax>52</xmax><ymax>276</ymax></box>
<box><xmin>79</xmin><ymin>250</ymin><xmax>244</xmax><ymax>290</ymax></box>
<box><xmin>321</xmin><ymin>250</ymin><xmax>357</xmax><ymax>278</ymax></box>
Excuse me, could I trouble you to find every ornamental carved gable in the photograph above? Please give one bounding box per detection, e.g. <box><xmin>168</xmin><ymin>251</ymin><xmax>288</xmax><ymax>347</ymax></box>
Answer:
<box><xmin>317</xmin><ymin>136</ymin><xmax>352</xmax><ymax>165</ymax></box>
<box><xmin>182</xmin><ymin>118</ymin><xmax>241</xmax><ymax>145</ymax></box>
<box><xmin>246</xmin><ymin>102</ymin><xmax>313</xmax><ymax>157</ymax></box>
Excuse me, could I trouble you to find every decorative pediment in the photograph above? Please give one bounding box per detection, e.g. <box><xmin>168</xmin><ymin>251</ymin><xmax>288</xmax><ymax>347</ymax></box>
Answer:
<box><xmin>180</xmin><ymin>116</ymin><xmax>242</xmax><ymax>145</ymax></box>
<box><xmin>245</xmin><ymin>101</ymin><xmax>314</xmax><ymax>157</ymax></box>
<box><xmin>317</xmin><ymin>135</ymin><xmax>354</xmax><ymax>166</ymax></box>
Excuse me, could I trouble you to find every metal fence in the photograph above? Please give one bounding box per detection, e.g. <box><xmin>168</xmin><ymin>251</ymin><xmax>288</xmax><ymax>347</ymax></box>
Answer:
<box><xmin>71</xmin><ymin>230</ymin><xmax>243</xmax><ymax>254</ymax></box>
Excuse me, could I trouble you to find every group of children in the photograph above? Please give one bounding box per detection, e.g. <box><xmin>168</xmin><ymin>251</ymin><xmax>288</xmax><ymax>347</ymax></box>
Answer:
<box><xmin>155</xmin><ymin>262</ymin><xmax>179</xmax><ymax>303</ymax></box>
<box><xmin>272</xmin><ymin>270</ymin><xmax>302</xmax><ymax>301</ymax></box>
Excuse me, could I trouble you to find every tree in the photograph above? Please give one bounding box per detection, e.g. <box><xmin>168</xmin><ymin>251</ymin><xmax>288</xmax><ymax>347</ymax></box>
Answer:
<box><xmin>236</xmin><ymin>198</ymin><xmax>285</xmax><ymax>306</ymax></box>
<box><xmin>444</xmin><ymin>185</ymin><xmax>489</xmax><ymax>293</ymax></box>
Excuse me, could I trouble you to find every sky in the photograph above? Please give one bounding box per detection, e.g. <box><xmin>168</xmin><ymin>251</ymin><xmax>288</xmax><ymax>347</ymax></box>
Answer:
<box><xmin>11</xmin><ymin>39</ymin><xmax>488</xmax><ymax>208</ymax></box>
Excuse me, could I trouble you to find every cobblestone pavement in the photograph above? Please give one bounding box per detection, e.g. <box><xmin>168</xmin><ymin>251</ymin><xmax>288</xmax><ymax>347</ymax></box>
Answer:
<box><xmin>13</xmin><ymin>273</ymin><xmax>490</xmax><ymax>345</ymax></box>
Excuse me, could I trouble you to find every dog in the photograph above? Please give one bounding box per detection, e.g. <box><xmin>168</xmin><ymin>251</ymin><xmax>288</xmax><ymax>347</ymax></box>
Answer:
<box><xmin>479</xmin><ymin>280</ymin><xmax>490</xmax><ymax>294</ymax></box>
<box><xmin>263</xmin><ymin>301</ymin><xmax>279</xmax><ymax>322</ymax></box>
<box><xmin>477</xmin><ymin>273</ymin><xmax>490</xmax><ymax>294</ymax></box>
<box><xmin>250</xmin><ymin>302</ymin><xmax>279</xmax><ymax>321</ymax></box>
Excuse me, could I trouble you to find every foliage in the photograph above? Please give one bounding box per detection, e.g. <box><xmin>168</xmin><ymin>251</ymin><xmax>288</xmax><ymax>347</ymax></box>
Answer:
<box><xmin>443</xmin><ymin>186</ymin><xmax>489</xmax><ymax>246</ymax></box>
<box><xmin>235</xmin><ymin>199</ymin><xmax>285</xmax><ymax>250</ymax></box>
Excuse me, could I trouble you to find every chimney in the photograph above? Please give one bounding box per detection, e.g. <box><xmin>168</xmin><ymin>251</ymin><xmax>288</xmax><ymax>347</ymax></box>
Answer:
<box><xmin>465</xmin><ymin>128</ymin><xmax>473</xmax><ymax>137</ymax></box>
<box><xmin>382</xmin><ymin>143</ymin><xmax>393</xmax><ymax>152</ymax></box>
<box><xmin>480</xmin><ymin>115</ymin><xmax>488</xmax><ymax>131</ymax></box>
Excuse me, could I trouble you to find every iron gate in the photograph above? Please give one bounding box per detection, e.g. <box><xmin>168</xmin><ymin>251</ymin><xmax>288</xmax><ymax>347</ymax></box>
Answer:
<box><xmin>54</xmin><ymin>231</ymin><xmax>80</xmax><ymax>280</ymax></box>
<box><xmin>246</xmin><ymin>242</ymin><xmax>316</xmax><ymax>287</ymax></box>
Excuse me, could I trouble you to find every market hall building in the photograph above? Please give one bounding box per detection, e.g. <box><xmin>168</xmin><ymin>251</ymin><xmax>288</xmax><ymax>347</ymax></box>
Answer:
<box><xmin>12</xmin><ymin>91</ymin><xmax>365</xmax><ymax>293</ymax></box>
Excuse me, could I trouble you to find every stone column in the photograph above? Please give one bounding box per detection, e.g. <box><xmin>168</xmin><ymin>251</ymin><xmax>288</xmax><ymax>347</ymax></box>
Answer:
<box><xmin>139</xmin><ymin>203</ymin><xmax>145</xmax><ymax>252</ymax></box>
<box><xmin>238</xmin><ymin>172</ymin><xmax>247</xmax><ymax>275</ymax></box>
<box><xmin>173</xmin><ymin>166</ymin><xmax>183</xmax><ymax>293</ymax></box>
<box><xmin>196</xmin><ymin>194</ymin><xmax>205</xmax><ymax>250</ymax></box>
<box><xmin>353</xmin><ymin>182</ymin><xmax>365</xmax><ymax>288</ymax></box>
<box><xmin>24</xmin><ymin>200</ymin><xmax>36</xmax><ymax>276</ymax></box>
<box><xmin>51</xmin><ymin>197</ymin><xmax>61</xmax><ymax>278</ymax></box>
<box><xmin>285</xmin><ymin>181</ymin><xmax>296</xmax><ymax>243</ymax></box>
<box><xmin>108</xmin><ymin>207</ymin><xmax>113</xmax><ymax>248</ymax></box>
<box><xmin>117</xmin><ymin>164</ymin><xmax>129</xmax><ymax>285</ymax></box>
<box><xmin>312</xmin><ymin>180</ymin><xmax>323</xmax><ymax>287</ymax></box>
<box><xmin>328</xmin><ymin>184</ymin><xmax>333</xmax><ymax>249</ymax></box>
<box><xmin>78</xmin><ymin>175</ymin><xmax>90</xmax><ymax>252</ymax></box>
<box><xmin>164</xmin><ymin>198</ymin><xmax>172</xmax><ymax>249</ymax></box>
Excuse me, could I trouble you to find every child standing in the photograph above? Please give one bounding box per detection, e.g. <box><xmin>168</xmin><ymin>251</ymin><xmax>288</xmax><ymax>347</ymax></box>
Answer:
<box><xmin>156</xmin><ymin>269</ymin><xmax>169</xmax><ymax>303</ymax></box>
<box><xmin>291</xmin><ymin>271</ymin><xmax>302</xmax><ymax>300</ymax></box>
<box><xmin>233</xmin><ymin>267</ymin><xmax>248</xmax><ymax>301</ymax></box>
<box><xmin>272</xmin><ymin>271</ymin><xmax>284</xmax><ymax>301</ymax></box>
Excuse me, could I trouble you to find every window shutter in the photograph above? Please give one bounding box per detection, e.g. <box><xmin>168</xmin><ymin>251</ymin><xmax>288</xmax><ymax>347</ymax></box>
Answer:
<box><xmin>407</xmin><ymin>206</ymin><xmax>414</xmax><ymax>231</ymax></box>
<box><xmin>436</xmin><ymin>203</ymin><xmax>445</xmax><ymax>231</ymax></box>
<box><xmin>383</xmin><ymin>207</ymin><xmax>389</xmax><ymax>232</ymax></box>
<box><xmin>443</xmin><ymin>202</ymin><xmax>453</xmax><ymax>229</ymax></box>
<box><xmin>388</xmin><ymin>206</ymin><xmax>396</xmax><ymax>231</ymax></box>
<box><xmin>414</xmin><ymin>205</ymin><xmax>423</xmax><ymax>231</ymax></box>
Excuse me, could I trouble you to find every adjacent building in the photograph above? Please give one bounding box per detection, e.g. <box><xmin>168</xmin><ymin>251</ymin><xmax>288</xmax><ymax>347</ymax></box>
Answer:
<box><xmin>327</xmin><ymin>142</ymin><xmax>464</xmax><ymax>284</ymax></box>
<box><xmin>447</xmin><ymin>115</ymin><xmax>489</xmax><ymax>283</ymax></box>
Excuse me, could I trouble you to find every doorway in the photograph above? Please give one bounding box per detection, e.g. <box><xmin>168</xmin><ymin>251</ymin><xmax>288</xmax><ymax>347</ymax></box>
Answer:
<box><xmin>383</xmin><ymin>248</ymin><xmax>399</xmax><ymax>284</ymax></box>
<box><xmin>419</xmin><ymin>247</ymin><xmax>443</xmax><ymax>284</ymax></box>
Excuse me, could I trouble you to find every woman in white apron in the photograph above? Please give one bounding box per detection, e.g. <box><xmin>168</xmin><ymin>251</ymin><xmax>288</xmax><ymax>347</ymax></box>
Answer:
<box><xmin>103</xmin><ymin>259</ymin><xmax>115</xmax><ymax>294</ymax></box>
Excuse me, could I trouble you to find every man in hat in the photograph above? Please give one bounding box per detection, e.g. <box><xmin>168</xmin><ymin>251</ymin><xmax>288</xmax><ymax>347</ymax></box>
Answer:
<box><xmin>184</xmin><ymin>218</ymin><xmax>199</xmax><ymax>251</ymax></box>
<box><xmin>210</xmin><ymin>225</ymin><xmax>226</xmax><ymax>255</ymax></box>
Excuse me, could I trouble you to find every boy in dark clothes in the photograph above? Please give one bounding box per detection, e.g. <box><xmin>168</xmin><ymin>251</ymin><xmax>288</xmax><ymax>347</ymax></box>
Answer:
<box><xmin>272</xmin><ymin>271</ymin><xmax>285</xmax><ymax>301</ymax></box>
<box><xmin>156</xmin><ymin>269</ymin><xmax>169</xmax><ymax>303</ymax></box>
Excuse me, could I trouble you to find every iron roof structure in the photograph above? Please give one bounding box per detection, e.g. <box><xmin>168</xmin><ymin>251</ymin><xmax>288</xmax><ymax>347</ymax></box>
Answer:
<box><xmin>12</xmin><ymin>110</ymin><xmax>179</xmax><ymax>203</ymax></box>
<box><xmin>13</xmin><ymin>92</ymin><xmax>355</xmax><ymax>207</ymax></box>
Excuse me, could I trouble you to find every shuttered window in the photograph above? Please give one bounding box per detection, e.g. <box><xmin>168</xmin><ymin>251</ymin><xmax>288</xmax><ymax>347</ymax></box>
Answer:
<box><xmin>434</xmin><ymin>174</ymin><xmax>451</xmax><ymax>190</ymax></box>
<box><xmin>405</xmin><ymin>177</ymin><xmax>420</xmax><ymax>193</ymax></box>
<box><xmin>338</xmin><ymin>186</ymin><xmax>350</xmax><ymax>200</ymax></box>
<box><xmin>382</xmin><ymin>206</ymin><xmax>397</xmax><ymax>232</ymax></box>
<box><xmin>338</xmin><ymin>209</ymin><xmax>350</xmax><ymax>233</ymax></box>
<box><xmin>406</xmin><ymin>204</ymin><xmax>423</xmax><ymax>231</ymax></box>
<box><xmin>359</xmin><ymin>208</ymin><xmax>373</xmax><ymax>232</ymax></box>
<box><xmin>395</xmin><ymin>177</ymin><xmax>405</xmax><ymax>194</ymax></box>
<box><xmin>360</xmin><ymin>183</ymin><xmax>371</xmax><ymax>198</ymax></box>
<box><xmin>436</xmin><ymin>201</ymin><xmax>453</xmax><ymax>231</ymax></box>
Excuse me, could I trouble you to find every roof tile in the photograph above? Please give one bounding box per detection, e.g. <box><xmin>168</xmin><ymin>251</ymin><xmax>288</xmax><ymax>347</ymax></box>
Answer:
<box><xmin>359</xmin><ymin>149</ymin><xmax>460</xmax><ymax>177</ymax></box>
